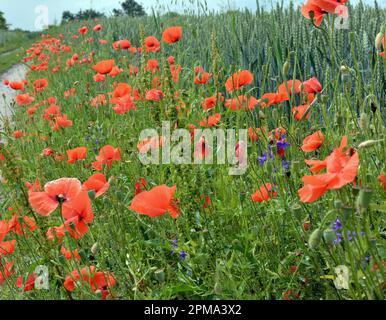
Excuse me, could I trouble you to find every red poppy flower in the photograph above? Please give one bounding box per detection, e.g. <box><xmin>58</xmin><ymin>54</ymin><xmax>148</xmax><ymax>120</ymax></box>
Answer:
<box><xmin>13</xmin><ymin>130</ymin><xmax>24</xmax><ymax>139</ymax></box>
<box><xmin>202</xmin><ymin>94</ymin><xmax>224</xmax><ymax>111</ymax></box>
<box><xmin>145</xmin><ymin>89</ymin><xmax>164</xmax><ymax>101</ymax></box>
<box><xmin>16</xmin><ymin>273</ymin><xmax>37</xmax><ymax>292</ymax></box>
<box><xmin>144</xmin><ymin>36</ymin><xmax>161</xmax><ymax>52</ymax></box>
<box><xmin>33</xmin><ymin>78</ymin><xmax>48</xmax><ymax>92</ymax></box>
<box><xmin>299</xmin><ymin>136</ymin><xmax>359</xmax><ymax>203</ymax></box>
<box><xmin>305</xmin><ymin>159</ymin><xmax>327</xmax><ymax>173</ymax></box>
<box><xmin>61</xmin><ymin>190</ymin><xmax>94</xmax><ymax>239</ymax></box>
<box><xmin>93</xmin><ymin>24</ymin><xmax>103</xmax><ymax>32</ymax></box>
<box><xmin>378</xmin><ymin>173</ymin><xmax>386</xmax><ymax>190</ymax></box>
<box><xmin>91</xmin><ymin>94</ymin><xmax>107</xmax><ymax>107</ymax></box>
<box><xmin>15</xmin><ymin>94</ymin><xmax>34</xmax><ymax>106</ymax></box>
<box><xmin>67</xmin><ymin>147</ymin><xmax>87</xmax><ymax>164</ymax></box>
<box><xmin>54</xmin><ymin>114</ymin><xmax>73</xmax><ymax>130</ymax></box>
<box><xmin>43</xmin><ymin>105</ymin><xmax>61</xmax><ymax>121</ymax></box>
<box><xmin>10</xmin><ymin>81</ymin><xmax>25</xmax><ymax>91</ymax></box>
<box><xmin>194</xmin><ymin>67</ymin><xmax>212</xmax><ymax>84</ymax></box>
<box><xmin>93</xmin><ymin>59</ymin><xmax>115</xmax><ymax>74</ymax></box>
<box><xmin>293</xmin><ymin>104</ymin><xmax>311</xmax><ymax>121</ymax></box>
<box><xmin>112</xmin><ymin>39</ymin><xmax>131</xmax><ymax>50</ymax></box>
<box><xmin>78</xmin><ymin>26</ymin><xmax>88</xmax><ymax>34</ymax></box>
<box><xmin>92</xmin><ymin>145</ymin><xmax>121</xmax><ymax>170</ymax></box>
<box><xmin>225</xmin><ymin>70</ymin><xmax>254</xmax><ymax>93</ymax></box>
<box><xmin>64</xmin><ymin>266</ymin><xmax>116</xmax><ymax>300</ymax></box>
<box><xmin>83</xmin><ymin>173</ymin><xmax>110</xmax><ymax>198</ymax></box>
<box><xmin>109</xmin><ymin>66</ymin><xmax>123</xmax><ymax>77</ymax></box>
<box><xmin>113</xmin><ymin>83</ymin><xmax>132</xmax><ymax>98</ymax></box>
<box><xmin>111</xmin><ymin>94</ymin><xmax>137</xmax><ymax>114</ymax></box>
<box><xmin>200</xmin><ymin>113</ymin><xmax>221</xmax><ymax>127</ymax></box>
<box><xmin>301</xmin><ymin>131</ymin><xmax>324</xmax><ymax>152</ymax></box>
<box><xmin>93</xmin><ymin>73</ymin><xmax>106</xmax><ymax>82</ymax></box>
<box><xmin>146</xmin><ymin>59</ymin><xmax>159</xmax><ymax>72</ymax></box>
<box><xmin>302</xmin><ymin>77</ymin><xmax>323</xmax><ymax>93</ymax></box>
<box><xmin>167</xmin><ymin>56</ymin><xmax>175</xmax><ymax>65</ymax></box>
<box><xmin>170</xmin><ymin>64</ymin><xmax>182</xmax><ymax>83</ymax></box>
<box><xmin>129</xmin><ymin>185</ymin><xmax>179</xmax><ymax>219</ymax></box>
<box><xmin>162</xmin><ymin>26</ymin><xmax>182</xmax><ymax>44</ymax></box>
<box><xmin>301</xmin><ymin>1</ymin><xmax>326</xmax><ymax>26</ymax></box>
<box><xmin>135</xmin><ymin>177</ymin><xmax>147</xmax><ymax>195</ymax></box>
<box><xmin>301</xmin><ymin>0</ymin><xmax>348</xmax><ymax>26</ymax></box>
<box><xmin>225</xmin><ymin>95</ymin><xmax>259</xmax><ymax>110</ymax></box>
<box><xmin>0</xmin><ymin>261</ymin><xmax>14</xmax><ymax>285</ymax></box>
<box><xmin>61</xmin><ymin>246</ymin><xmax>81</xmax><ymax>261</ymax></box>
<box><xmin>260</xmin><ymin>93</ymin><xmax>278</xmax><ymax>108</ymax></box>
<box><xmin>0</xmin><ymin>239</ymin><xmax>16</xmax><ymax>258</ymax></box>
<box><xmin>251</xmin><ymin>183</ymin><xmax>277</xmax><ymax>203</ymax></box>
<box><xmin>248</xmin><ymin>128</ymin><xmax>265</xmax><ymax>142</ymax></box>
<box><xmin>28</xmin><ymin>178</ymin><xmax>82</xmax><ymax>216</ymax></box>
<box><xmin>277</xmin><ymin>79</ymin><xmax>302</xmax><ymax>101</ymax></box>
<box><xmin>8</xmin><ymin>215</ymin><xmax>37</xmax><ymax>236</ymax></box>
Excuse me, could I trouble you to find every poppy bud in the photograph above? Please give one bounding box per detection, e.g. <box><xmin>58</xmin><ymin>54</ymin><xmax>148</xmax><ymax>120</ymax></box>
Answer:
<box><xmin>214</xmin><ymin>281</ymin><xmax>222</xmax><ymax>295</ymax></box>
<box><xmin>95</xmin><ymin>290</ymin><xmax>103</xmax><ymax>299</ymax></box>
<box><xmin>375</xmin><ymin>32</ymin><xmax>384</xmax><ymax>50</ymax></box>
<box><xmin>58</xmin><ymin>255</ymin><xmax>66</xmax><ymax>265</ymax></box>
<box><xmin>358</xmin><ymin>139</ymin><xmax>383</xmax><ymax>149</ymax></box>
<box><xmin>319</xmin><ymin>94</ymin><xmax>328</xmax><ymax>104</ymax></box>
<box><xmin>291</xmin><ymin>161</ymin><xmax>300</xmax><ymax>173</ymax></box>
<box><xmin>88</xmin><ymin>189</ymin><xmax>96</xmax><ymax>201</ymax></box>
<box><xmin>334</xmin><ymin>199</ymin><xmax>343</xmax><ymax>209</ymax></box>
<box><xmin>79</xmin><ymin>250</ymin><xmax>87</xmax><ymax>261</ymax></box>
<box><xmin>340</xmin><ymin>65</ymin><xmax>350</xmax><ymax>74</ymax></box>
<box><xmin>370</xmin><ymin>102</ymin><xmax>377</xmax><ymax>113</ymax></box>
<box><xmin>341</xmin><ymin>206</ymin><xmax>354</xmax><ymax>220</ymax></box>
<box><xmin>232</xmin><ymin>239</ymin><xmax>242</xmax><ymax>250</ymax></box>
<box><xmin>291</xmin><ymin>203</ymin><xmax>303</xmax><ymax>220</ymax></box>
<box><xmin>258</xmin><ymin>111</ymin><xmax>266</xmax><ymax>120</ymax></box>
<box><xmin>272</xmin><ymin>108</ymin><xmax>279</xmax><ymax>120</ymax></box>
<box><xmin>356</xmin><ymin>189</ymin><xmax>373</xmax><ymax>212</ymax></box>
<box><xmin>282</xmin><ymin>61</ymin><xmax>290</xmax><ymax>76</ymax></box>
<box><xmin>154</xmin><ymin>269</ymin><xmax>165</xmax><ymax>283</ymax></box>
<box><xmin>352</xmin><ymin>186</ymin><xmax>360</xmax><ymax>197</ymax></box>
<box><xmin>323</xmin><ymin>229</ymin><xmax>336</xmax><ymax>245</ymax></box>
<box><xmin>308</xmin><ymin>228</ymin><xmax>322</xmax><ymax>249</ymax></box>
<box><xmin>116</xmin><ymin>191</ymin><xmax>125</xmax><ymax>201</ymax></box>
<box><xmin>309</xmin><ymin>11</ymin><xmax>315</xmax><ymax>21</ymax></box>
<box><xmin>91</xmin><ymin>242</ymin><xmax>98</xmax><ymax>255</ymax></box>
<box><xmin>359</xmin><ymin>112</ymin><xmax>368</xmax><ymax>130</ymax></box>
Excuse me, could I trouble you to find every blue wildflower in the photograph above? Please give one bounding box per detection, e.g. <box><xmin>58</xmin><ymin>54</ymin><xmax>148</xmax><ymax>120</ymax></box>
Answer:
<box><xmin>282</xmin><ymin>159</ymin><xmax>291</xmax><ymax>171</ymax></box>
<box><xmin>258</xmin><ymin>153</ymin><xmax>268</xmax><ymax>166</ymax></box>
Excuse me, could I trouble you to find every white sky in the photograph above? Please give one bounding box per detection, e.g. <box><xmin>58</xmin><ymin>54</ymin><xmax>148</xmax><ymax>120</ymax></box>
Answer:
<box><xmin>0</xmin><ymin>0</ymin><xmax>379</xmax><ymax>31</ymax></box>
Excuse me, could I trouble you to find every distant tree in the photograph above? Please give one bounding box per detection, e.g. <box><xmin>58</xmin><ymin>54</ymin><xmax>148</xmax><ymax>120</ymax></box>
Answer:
<box><xmin>62</xmin><ymin>9</ymin><xmax>104</xmax><ymax>24</ymax></box>
<box><xmin>76</xmin><ymin>9</ymin><xmax>105</xmax><ymax>21</ymax></box>
<box><xmin>0</xmin><ymin>11</ymin><xmax>9</xmax><ymax>30</ymax></box>
<box><xmin>120</xmin><ymin>0</ymin><xmax>146</xmax><ymax>17</ymax></box>
<box><xmin>112</xmin><ymin>8</ymin><xmax>124</xmax><ymax>17</ymax></box>
<box><xmin>162</xmin><ymin>12</ymin><xmax>180</xmax><ymax>18</ymax></box>
<box><xmin>62</xmin><ymin>11</ymin><xmax>75</xmax><ymax>23</ymax></box>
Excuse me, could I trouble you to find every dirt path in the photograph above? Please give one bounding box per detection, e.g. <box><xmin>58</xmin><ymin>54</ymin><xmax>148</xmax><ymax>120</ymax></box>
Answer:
<box><xmin>0</xmin><ymin>63</ymin><xmax>28</xmax><ymax>121</ymax></box>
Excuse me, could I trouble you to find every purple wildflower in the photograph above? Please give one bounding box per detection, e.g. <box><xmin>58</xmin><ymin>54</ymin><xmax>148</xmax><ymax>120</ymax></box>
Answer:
<box><xmin>179</xmin><ymin>251</ymin><xmax>187</xmax><ymax>260</ymax></box>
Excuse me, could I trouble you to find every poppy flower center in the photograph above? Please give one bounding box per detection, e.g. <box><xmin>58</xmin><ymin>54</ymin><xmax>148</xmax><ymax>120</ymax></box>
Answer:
<box><xmin>56</xmin><ymin>194</ymin><xmax>66</xmax><ymax>203</ymax></box>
